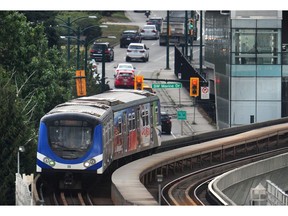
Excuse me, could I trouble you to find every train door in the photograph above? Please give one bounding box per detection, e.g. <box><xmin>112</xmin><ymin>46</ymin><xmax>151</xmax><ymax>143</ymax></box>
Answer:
<box><xmin>122</xmin><ymin>111</ymin><xmax>128</xmax><ymax>153</ymax></box>
<box><xmin>150</xmin><ymin>104</ymin><xmax>154</xmax><ymax>145</ymax></box>
<box><xmin>103</xmin><ymin>116</ymin><xmax>113</xmax><ymax>170</ymax></box>
<box><xmin>141</xmin><ymin>105</ymin><xmax>150</xmax><ymax>147</ymax></box>
<box><xmin>136</xmin><ymin>107</ymin><xmax>141</xmax><ymax>148</ymax></box>
<box><xmin>128</xmin><ymin>111</ymin><xmax>137</xmax><ymax>151</ymax></box>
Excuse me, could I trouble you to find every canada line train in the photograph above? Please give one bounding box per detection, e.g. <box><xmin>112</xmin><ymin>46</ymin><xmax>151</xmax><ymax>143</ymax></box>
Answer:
<box><xmin>36</xmin><ymin>89</ymin><xmax>161</xmax><ymax>189</ymax></box>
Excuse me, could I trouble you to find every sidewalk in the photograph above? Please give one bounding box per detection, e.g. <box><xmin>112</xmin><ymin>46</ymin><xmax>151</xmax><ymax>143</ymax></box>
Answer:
<box><xmin>155</xmin><ymin>68</ymin><xmax>217</xmax><ymax>136</ymax></box>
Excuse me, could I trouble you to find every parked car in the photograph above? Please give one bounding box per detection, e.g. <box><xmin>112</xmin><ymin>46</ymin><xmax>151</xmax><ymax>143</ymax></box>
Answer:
<box><xmin>140</xmin><ymin>25</ymin><xmax>159</xmax><ymax>40</ymax></box>
<box><xmin>114</xmin><ymin>63</ymin><xmax>135</xmax><ymax>77</ymax></box>
<box><xmin>161</xmin><ymin>112</ymin><xmax>172</xmax><ymax>134</ymax></box>
<box><xmin>90</xmin><ymin>42</ymin><xmax>114</xmax><ymax>62</ymax></box>
<box><xmin>114</xmin><ymin>71</ymin><xmax>135</xmax><ymax>89</ymax></box>
<box><xmin>120</xmin><ymin>30</ymin><xmax>142</xmax><ymax>48</ymax></box>
<box><xmin>146</xmin><ymin>17</ymin><xmax>163</xmax><ymax>31</ymax></box>
<box><xmin>126</xmin><ymin>43</ymin><xmax>149</xmax><ymax>62</ymax></box>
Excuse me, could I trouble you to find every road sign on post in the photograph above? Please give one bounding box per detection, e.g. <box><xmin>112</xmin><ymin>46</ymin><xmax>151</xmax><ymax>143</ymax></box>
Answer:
<box><xmin>201</xmin><ymin>86</ymin><xmax>210</xmax><ymax>99</ymax></box>
<box><xmin>177</xmin><ymin>110</ymin><xmax>187</xmax><ymax>120</ymax></box>
<box><xmin>75</xmin><ymin>70</ymin><xmax>86</xmax><ymax>96</ymax></box>
<box><xmin>152</xmin><ymin>83</ymin><xmax>182</xmax><ymax>88</ymax></box>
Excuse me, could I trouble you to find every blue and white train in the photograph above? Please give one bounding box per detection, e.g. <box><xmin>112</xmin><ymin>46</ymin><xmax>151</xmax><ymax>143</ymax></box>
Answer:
<box><xmin>36</xmin><ymin>89</ymin><xmax>161</xmax><ymax>188</ymax></box>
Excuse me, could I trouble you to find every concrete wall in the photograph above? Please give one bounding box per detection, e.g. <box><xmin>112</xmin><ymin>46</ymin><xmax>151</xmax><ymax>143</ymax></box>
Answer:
<box><xmin>211</xmin><ymin>152</ymin><xmax>288</xmax><ymax>205</ymax></box>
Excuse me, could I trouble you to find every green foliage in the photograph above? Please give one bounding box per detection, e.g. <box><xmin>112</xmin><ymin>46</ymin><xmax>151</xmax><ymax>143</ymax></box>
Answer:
<box><xmin>0</xmin><ymin>67</ymin><xmax>35</xmax><ymax>205</ymax></box>
<box><xmin>0</xmin><ymin>11</ymin><xmax>73</xmax><ymax>204</ymax></box>
<box><xmin>0</xmin><ymin>10</ymin><xmax>132</xmax><ymax>204</ymax></box>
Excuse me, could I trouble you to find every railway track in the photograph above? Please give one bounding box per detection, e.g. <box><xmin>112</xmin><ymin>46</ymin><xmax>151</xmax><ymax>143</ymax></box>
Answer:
<box><xmin>161</xmin><ymin>147</ymin><xmax>288</xmax><ymax>205</ymax></box>
<box><xmin>34</xmin><ymin>174</ymin><xmax>114</xmax><ymax>205</ymax></box>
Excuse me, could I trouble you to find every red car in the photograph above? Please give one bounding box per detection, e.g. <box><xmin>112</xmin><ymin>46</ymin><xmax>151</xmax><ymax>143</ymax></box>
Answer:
<box><xmin>114</xmin><ymin>71</ymin><xmax>135</xmax><ymax>89</ymax></box>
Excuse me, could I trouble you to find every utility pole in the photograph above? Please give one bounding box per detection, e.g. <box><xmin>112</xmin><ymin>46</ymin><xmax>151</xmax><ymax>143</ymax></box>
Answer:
<box><xmin>185</xmin><ymin>11</ymin><xmax>188</xmax><ymax>58</ymax></box>
<box><xmin>200</xmin><ymin>10</ymin><xmax>203</xmax><ymax>74</ymax></box>
<box><xmin>165</xmin><ymin>10</ymin><xmax>170</xmax><ymax>70</ymax></box>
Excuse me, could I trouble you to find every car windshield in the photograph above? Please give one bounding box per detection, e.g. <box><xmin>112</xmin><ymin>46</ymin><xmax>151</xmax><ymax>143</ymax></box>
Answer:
<box><xmin>123</xmin><ymin>32</ymin><xmax>136</xmax><ymax>36</ymax></box>
<box><xmin>129</xmin><ymin>45</ymin><xmax>143</xmax><ymax>50</ymax></box>
<box><xmin>144</xmin><ymin>26</ymin><xmax>155</xmax><ymax>30</ymax></box>
<box><xmin>93</xmin><ymin>44</ymin><xmax>107</xmax><ymax>49</ymax></box>
<box><xmin>161</xmin><ymin>114</ymin><xmax>170</xmax><ymax>121</ymax></box>
<box><xmin>119</xmin><ymin>72</ymin><xmax>133</xmax><ymax>77</ymax></box>
<box><xmin>118</xmin><ymin>65</ymin><xmax>133</xmax><ymax>69</ymax></box>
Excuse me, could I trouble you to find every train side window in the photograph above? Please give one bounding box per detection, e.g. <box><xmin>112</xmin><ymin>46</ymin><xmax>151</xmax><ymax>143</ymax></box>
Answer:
<box><xmin>145</xmin><ymin>110</ymin><xmax>149</xmax><ymax>126</ymax></box>
<box><xmin>118</xmin><ymin>117</ymin><xmax>122</xmax><ymax>134</ymax></box>
<box><xmin>142</xmin><ymin>110</ymin><xmax>146</xmax><ymax>126</ymax></box>
<box><xmin>132</xmin><ymin>113</ymin><xmax>136</xmax><ymax>129</ymax></box>
<box><xmin>155</xmin><ymin>106</ymin><xmax>159</xmax><ymax>124</ymax></box>
<box><xmin>128</xmin><ymin>113</ymin><xmax>132</xmax><ymax>131</ymax></box>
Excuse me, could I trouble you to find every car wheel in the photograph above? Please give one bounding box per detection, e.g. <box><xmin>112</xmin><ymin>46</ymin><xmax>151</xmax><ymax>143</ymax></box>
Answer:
<box><xmin>126</xmin><ymin>56</ymin><xmax>130</xmax><ymax>62</ymax></box>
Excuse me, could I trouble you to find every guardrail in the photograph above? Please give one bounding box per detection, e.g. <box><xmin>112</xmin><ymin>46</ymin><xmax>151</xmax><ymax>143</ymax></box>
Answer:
<box><xmin>111</xmin><ymin>117</ymin><xmax>288</xmax><ymax>205</ymax></box>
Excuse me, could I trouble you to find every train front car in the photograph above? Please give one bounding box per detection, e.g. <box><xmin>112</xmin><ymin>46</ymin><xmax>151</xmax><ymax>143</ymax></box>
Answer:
<box><xmin>36</xmin><ymin>89</ymin><xmax>161</xmax><ymax>190</ymax></box>
<box><xmin>36</xmin><ymin>102</ymin><xmax>110</xmax><ymax>189</ymax></box>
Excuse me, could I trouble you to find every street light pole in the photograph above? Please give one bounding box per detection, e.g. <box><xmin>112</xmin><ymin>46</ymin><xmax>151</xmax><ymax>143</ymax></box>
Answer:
<box><xmin>17</xmin><ymin>146</ymin><xmax>25</xmax><ymax>174</ymax></box>
<box><xmin>157</xmin><ymin>174</ymin><xmax>163</xmax><ymax>205</ymax></box>
<box><xmin>56</xmin><ymin>15</ymin><xmax>97</xmax><ymax>68</ymax></box>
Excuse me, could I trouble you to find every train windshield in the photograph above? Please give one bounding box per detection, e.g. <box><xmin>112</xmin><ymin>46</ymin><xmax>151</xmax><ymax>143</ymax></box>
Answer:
<box><xmin>48</xmin><ymin>120</ymin><xmax>93</xmax><ymax>159</ymax></box>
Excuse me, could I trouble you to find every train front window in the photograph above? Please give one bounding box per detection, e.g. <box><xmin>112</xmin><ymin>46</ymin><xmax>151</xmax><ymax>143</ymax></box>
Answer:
<box><xmin>48</xmin><ymin>120</ymin><xmax>93</xmax><ymax>159</ymax></box>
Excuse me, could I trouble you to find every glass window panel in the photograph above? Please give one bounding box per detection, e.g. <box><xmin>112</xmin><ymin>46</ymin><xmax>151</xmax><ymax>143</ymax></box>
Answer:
<box><xmin>257</xmin><ymin>77</ymin><xmax>281</xmax><ymax>100</ymax></box>
<box><xmin>231</xmin><ymin>77</ymin><xmax>256</xmax><ymax>100</ymax></box>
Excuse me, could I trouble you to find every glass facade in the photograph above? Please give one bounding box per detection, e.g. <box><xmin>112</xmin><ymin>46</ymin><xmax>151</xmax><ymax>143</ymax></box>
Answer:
<box><xmin>204</xmin><ymin>11</ymin><xmax>282</xmax><ymax>129</ymax></box>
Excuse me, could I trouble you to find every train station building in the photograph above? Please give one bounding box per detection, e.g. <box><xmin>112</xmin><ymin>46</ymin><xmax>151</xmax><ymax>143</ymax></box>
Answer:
<box><xmin>203</xmin><ymin>11</ymin><xmax>288</xmax><ymax>129</ymax></box>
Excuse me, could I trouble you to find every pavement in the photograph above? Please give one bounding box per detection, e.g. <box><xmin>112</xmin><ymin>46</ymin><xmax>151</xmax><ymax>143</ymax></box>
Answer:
<box><xmin>152</xmin><ymin>66</ymin><xmax>217</xmax><ymax>138</ymax></box>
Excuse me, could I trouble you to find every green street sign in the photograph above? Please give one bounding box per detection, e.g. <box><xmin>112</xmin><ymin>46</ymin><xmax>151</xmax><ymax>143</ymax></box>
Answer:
<box><xmin>152</xmin><ymin>83</ymin><xmax>182</xmax><ymax>89</ymax></box>
<box><xmin>177</xmin><ymin>110</ymin><xmax>187</xmax><ymax>120</ymax></box>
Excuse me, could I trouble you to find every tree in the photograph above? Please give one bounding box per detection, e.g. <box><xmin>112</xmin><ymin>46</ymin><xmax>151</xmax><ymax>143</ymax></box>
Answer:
<box><xmin>0</xmin><ymin>67</ymin><xmax>35</xmax><ymax>205</ymax></box>
<box><xmin>0</xmin><ymin>11</ymin><xmax>73</xmax><ymax>204</ymax></box>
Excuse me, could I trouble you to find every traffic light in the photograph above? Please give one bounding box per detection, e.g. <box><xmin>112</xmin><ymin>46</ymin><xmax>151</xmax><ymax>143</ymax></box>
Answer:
<box><xmin>189</xmin><ymin>19</ymin><xmax>194</xmax><ymax>29</ymax></box>
<box><xmin>188</xmin><ymin>19</ymin><xmax>194</xmax><ymax>35</ymax></box>
<box><xmin>190</xmin><ymin>77</ymin><xmax>199</xmax><ymax>97</ymax></box>
<box><xmin>134</xmin><ymin>75</ymin><xmax>144</xmax><ymax>90</ymax></box>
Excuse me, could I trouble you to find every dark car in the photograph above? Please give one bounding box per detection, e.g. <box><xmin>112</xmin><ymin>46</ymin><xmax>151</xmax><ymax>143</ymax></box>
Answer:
<box><xmin>120</xmin><ymin>30</ymin><xmax>142</xmax><ymax>48</ymax></box>
<box><xmin>146</xmin><ymin>17</ymin><xmax>163</xmax><ymax>32</ymax></box>
<box><xmin>90</xmin><ymin>42</ymin><xmax>114</xmax><ymax>62</ymax></box>
<box><xmin>161</xmin><ymin>112</ymin><xmax>172</xmax><ymax>134</ymax></box>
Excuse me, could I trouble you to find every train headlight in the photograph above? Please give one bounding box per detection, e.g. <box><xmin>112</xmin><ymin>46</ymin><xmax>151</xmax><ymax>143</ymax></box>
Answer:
<box><xmin>43</xmin><ymin>157</ymin><xmax>56</xmax><ymax>167</ymax></box>
<box><xmin>83</xmin><ymin>158</ymin><xmax>96</xmax><ymax>168</ymax></box>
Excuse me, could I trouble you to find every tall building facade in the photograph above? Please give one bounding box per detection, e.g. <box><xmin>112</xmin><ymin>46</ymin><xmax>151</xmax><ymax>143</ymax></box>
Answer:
<box><xmin>204</xmin><ymin>11</ymin><xmax>285</xmax><ymax>129</ymax></box>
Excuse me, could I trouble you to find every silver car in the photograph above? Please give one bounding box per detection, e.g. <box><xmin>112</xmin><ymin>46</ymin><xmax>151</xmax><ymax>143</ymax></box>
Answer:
<box><xmin>126</xmin><ymin>43</ymin><xmax>149</xmax><ymax>62</ymax></box>
<box><xmin>140</xmin><ymin>25</ymin><xmax>159</xmax><ymax>40</ymax></box>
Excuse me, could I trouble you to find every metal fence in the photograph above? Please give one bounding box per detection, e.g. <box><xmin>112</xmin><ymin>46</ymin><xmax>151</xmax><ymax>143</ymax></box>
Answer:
<box><xmin>250</xmin><ymin>180</ymin><xmax>288</xmax><ymax>205</ymax></box>
<box><xmin>266</xmin><ymin>180</ymin><xmax>288</xmax><ymax>205</ymax></box>
<box><xmin>174</xmin><ymin>46</ymin><xmax>216</xmax><ymax>123</ymax></box>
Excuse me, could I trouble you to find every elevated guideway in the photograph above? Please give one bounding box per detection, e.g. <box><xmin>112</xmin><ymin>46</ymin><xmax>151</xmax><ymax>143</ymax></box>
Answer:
<box><xmin>209</xmin><ymin>152</ymin><xmax>288</xmax><ymax>205</ymax></box>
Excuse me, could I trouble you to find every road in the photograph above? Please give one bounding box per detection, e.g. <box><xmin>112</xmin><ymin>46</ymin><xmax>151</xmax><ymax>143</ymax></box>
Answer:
<box><xmin>98</xmin><ymin>11</ymin><xmax>202</xmax><ymax>141</ymax></box>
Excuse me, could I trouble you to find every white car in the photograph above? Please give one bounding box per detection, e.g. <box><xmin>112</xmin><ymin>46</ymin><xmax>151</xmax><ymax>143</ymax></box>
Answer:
<box><xmin>114</xmin><ymin>63</ymin><xmax>135</xmax><ymax>77</ymax></box>
<box><xmin>140</xmin><ymin>24</ymin><xmax>159</xmax><ymax>40</ymax></box>
<box><xmin>126</xmin><ymin>43</ymin><xmax>149</xmax><ymax>62</ymax></box>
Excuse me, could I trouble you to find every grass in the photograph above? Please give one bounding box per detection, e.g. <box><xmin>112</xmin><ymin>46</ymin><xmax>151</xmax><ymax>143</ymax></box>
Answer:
<box><xmin>99</xmin><ymin>12</ymin><xmax>139</xmax><ymax>47</ymax></box>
